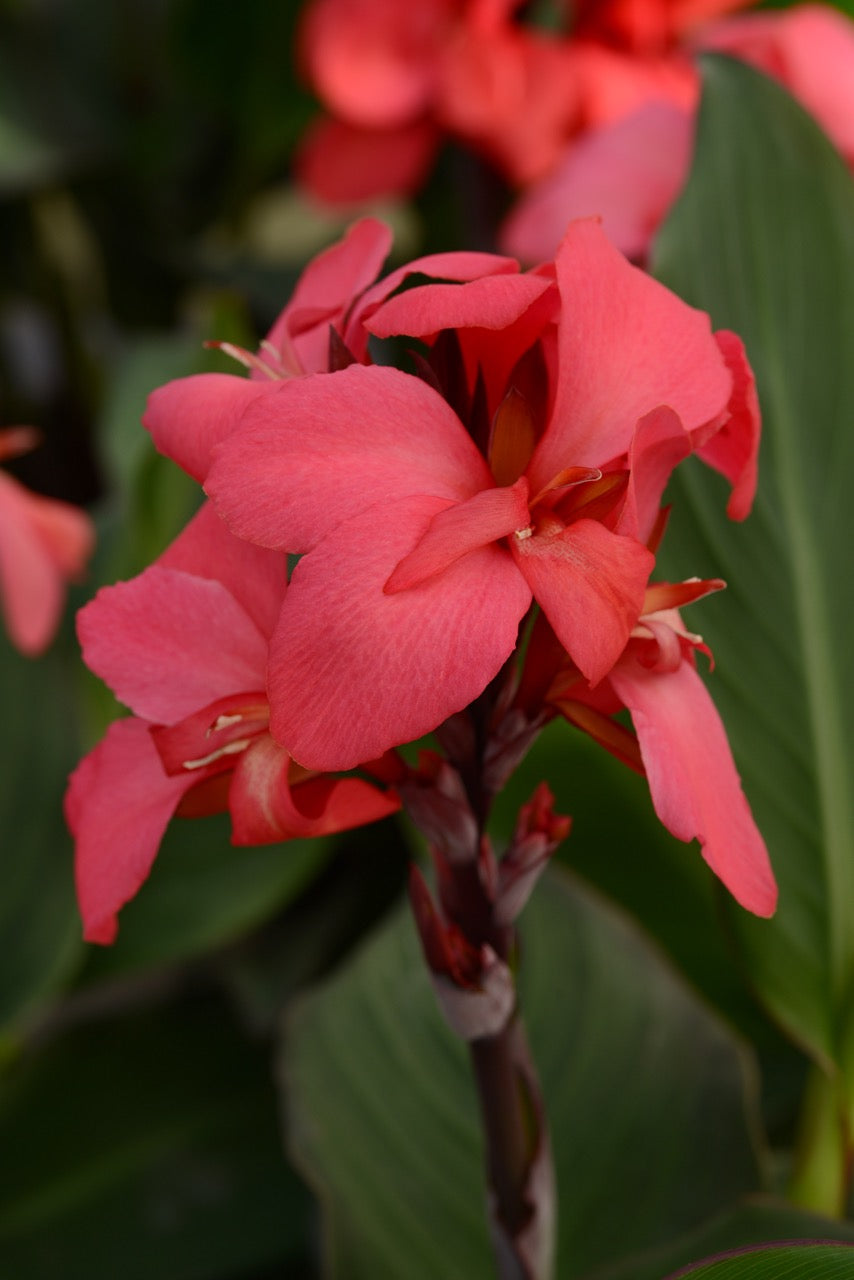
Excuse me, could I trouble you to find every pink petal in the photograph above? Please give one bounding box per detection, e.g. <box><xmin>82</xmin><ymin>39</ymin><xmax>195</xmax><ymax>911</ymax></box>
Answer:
<box><xmin>385</xmin><ymin>478</ymin><xmax>529</xmax><ymax>592</ymax></box>
<box><xmin>528</xmin><ymin>219</ymin><xmax>732</xmax><ymax>490</ymax></box>
<box><xmin>205</xmin><ymin>364</ymin><xmax>492</xmax><ymax>552</ymax></box>
<box><xmin>267</xmin><ymin>493</ymin><xmax>532</xmax><ymax>771</ymax></box>
<box><xmin>228</xmin><ymin>735</ymin><xmax>400</xmax><ymax>843</ymax></box>
<box><xmin>512</xmin><ymin>517</ymin><xmax>654</xmax><ymax>685</ymax></box>
<box><xmin>143</xmin><ymin>373</ymin><xmax>273</xmax><ymax>483</ymax></box>
<box><xmin>295</xmin><ymin>115</ymin><xmax>440</xmax><ymax>205</ymax></box>
<box><xmin>616</xmin><ymin>405</ymin><xmax>691</xmax><ymax>542</ymax></box>
<box><xmin>0</xmin><ymin>472</ymin><xmax>93</xmax><ymax>655</ymax></box>
<box><xmin>694</xmin><ymin>331</ymin><xmax>760</xmax><ymax>521</ymax></box>
<box><xmin>366</xmin><ymin>272</ymin><xmax>552</xmax><ymax>341</ymax></box>
<box><xmin>501</xmin><ymin>102</ymin><xmax>694</xmax><ymax>265</ymax></box>
<box><xmin>351</xmin><ymin>245</ymin><xmax>520</xmax><ymax>338</ymax></box>
<box><xmin>264</xmin><ymin>218</ymin><xmax>392</xmax><ymax>373</ymax></box>
<box><xmin>66</xmin><ymin>718</ymin><xmax>198</xmax><ymax>943</ymax></box>
<box><xmin>157</xmin><ymin>501</ymin><xmax>286</xmax><ymax>640</ymax></box>
<box><xmin>570</xmin><ymin>40</ymin><xmax>698</xmax><ymax>129</ymax></box>
<box><xmin>438</xmin><ymin>23</ymin><xmax>580</xmax><ymax>183</ymax></box>
<box><xmin>78</xmin><ymin>567</ymin><xmax>269</xmax><ymax>723</ymax></box>
<box><xmin>299</xmin><ymin>0</ymin><xmax>449</xmax><ymax>127</ymax></box>
<box><xmin>609</xmin><ymin>654</ymin><xmax>777</xmax><ymax>916</ymax></box>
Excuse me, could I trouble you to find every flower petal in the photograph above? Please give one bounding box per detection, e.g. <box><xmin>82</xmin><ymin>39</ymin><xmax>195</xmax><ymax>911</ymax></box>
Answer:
<box><xmin>501</xmin><ymin>102</ymin><xmax>693</xmax><ymax>265</ymax></box>
<box><xmin>512</xmin><ymin>517</ymin><xmax>654</xmax><ymax>685</ymax></box>
<box><xmin>367</xmin><ymin>272</ymin><xmax>552</xmax><ymax>342</ymax></box>
<box><xmin>385</xmin><ymin>478</ymin><xmax>529</xmax><ymax>592</ymax></box>
<box><xmin>528</xmin><ymin>218</ymin><xmax>732</xmax><ymax>488</ymax></box>
<box><xmin>264</xmin><ymin>217</ymin><xmax>392</xmax><ymax>372</ymax></box>
<box><xmin>0</xmin><ymin>472</ymin><xmax>93</xmax><ymax>655</ymax></box>
<box><xmin>157</xmin><ymin>501</ymin><xmax>286</xmax><ymax>640</ymax></box>
<box><xmin>66</xmin><ymin>718</ymin><xmax>198</xmax><ymax>943</ymax></box>
<box><xmin>78</xmin><ymin>567</ymin><xmax>268</xmax><ymax>723</ymax></box>
<box><xmin>228</xmin><ymin>735</ymin><xmax>400</xmax><ymax>843</ymax></box>
<box><xmin>609</xmin><ymin>653</ymin><xmax>777</xmax><ymax>916</ymax></box>
<box><xmin>267</xmin><ymin>493</ymin><xmax>532</xmax><ymax>770</ymax></box>
<box><xmin>694</xmin><ymin>330</ymin><xmax>761</xmax><ymax>521</ymax></box>
<box><xmin>143</xmin><ymin>373</ymin><xmax>273</xmax><ymax>483</ymax></box>
<box><xmin>300</xmin><ymin>0</ymin><xmax>448</xmax><ymax>127</ymax></box>
<box><xmin>295</xmin><ymin>114</ymin><xmax>440</xmax><ymax>205</ymax></box>
<box><xmin>205</xmin><ymin>364</ymin><xmax>492</xmax><ymax>552</ymax></box>
<box><xmin>616</xmin><ymin>405</ymin><xmax>691</xmax><ymax>542</ymax></box>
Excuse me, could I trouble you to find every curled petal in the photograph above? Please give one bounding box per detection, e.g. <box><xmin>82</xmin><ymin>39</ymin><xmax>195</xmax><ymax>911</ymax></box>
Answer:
<box><xmin>512</xmin><ymin>517</ymin><xmax>654</xmax><ymax>685</ymax></box>
<box><xmin>367</xmin><ymin>272</ymin><xmax>552</xmax><ymax>342</ymax></box>
<box><xmin>267</xmin><ymin>493</ymin><xmax>532</xmax><ymax>771</ymax></box>
<box><xmin>229</xmin><ymin>735</ymin><xmax>399</xmax><ymax>844</ymax></box>
<box><xmin>385</xmin><ymin>478</ymin><xmax>529</xmax><ymax>593</ymax></box>
<box><xmin>66</xmin><ymin>718</ymin><xmax>197</xmax><ymax>943</ymax></box>
<box><xmin>609</xmin><ymin>654</ymin><xmax>777</xmax><ymax>916</ymax></box>
<box><xmin>695</xmin><ymin>330</ymin><xmax>761</xmax><ymax>520</ymax></box>
<box><xmin>264</xmin><ymin>217</ymin><xmax>392</xmax><ymax>373</ymax></box>
<box><xmin>617</xmin><ymin>405</ymin><xmax>691</xmax><ymax>542</ymax></box>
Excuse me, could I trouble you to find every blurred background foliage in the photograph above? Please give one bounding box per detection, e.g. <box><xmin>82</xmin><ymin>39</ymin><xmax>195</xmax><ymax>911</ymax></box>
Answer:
<box><xmin>1</xmin><ymin>1</ymin><xmax>854</xmax><ymax>1277</ymax></box>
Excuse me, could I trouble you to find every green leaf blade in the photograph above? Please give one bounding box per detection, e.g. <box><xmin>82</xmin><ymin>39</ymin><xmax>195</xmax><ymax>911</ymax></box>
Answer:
<box><xmin>652</xmin><ymin>55</ymin><xmax>854</xmax><ymax>1066</ymax></box>
<box><xmin>285</xmin><ymin>869</ymin><xmax>763</xmax><ymax>1278</ymax></box>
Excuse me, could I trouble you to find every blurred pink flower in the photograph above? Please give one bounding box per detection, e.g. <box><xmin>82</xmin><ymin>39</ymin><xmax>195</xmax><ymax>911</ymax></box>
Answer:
<box><xmin>0</xmin><ymin>427</ymin><xmax>93</xmax><ymax>656</ymax></box>
<box><xmin>296</xmin><ymin>0</ymin><xmax>581</xmax><ymax>201</ymax></box>
<box><xmin>503</xmin><ymin>2</ymin><xmax>854</xmax><ymax>262</ymax></box>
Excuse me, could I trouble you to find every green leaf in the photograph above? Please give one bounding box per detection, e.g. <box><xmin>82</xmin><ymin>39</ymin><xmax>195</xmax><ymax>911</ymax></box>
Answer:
<box><xmin>285</xmin><ymin>867</ymin><xmax>762</xmax><ymax>1279</ymax></box>
<box><xmin>652</xmin><ymin>57</ymin><xmax>854</xmax><ymax>1071</ymax></box>
<box><xmin>664</xmin><ymin>1242</ymin><xmax>854</xmax><ymax>1280</ymax></box>
<box><xmin>0</xmin><ymin>994</ymin><xmax>310</xmax><ymax>1279</ymax></box>
<box><xmin>81</xmin><ymin>812</ymin><xmax>332</xmax><ymax>980</ymax></box>
<box><xmin>0</xmin><ymin>631</ymin><xmax>85</xmax><ymax>1035</ymax></box>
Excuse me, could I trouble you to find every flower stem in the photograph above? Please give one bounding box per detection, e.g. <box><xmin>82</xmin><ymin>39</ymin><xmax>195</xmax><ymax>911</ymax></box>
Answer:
<box><xmin>470</xmin><ymin>1007</ymin><xmax>555</xmax><ymax>1279</ymax></box>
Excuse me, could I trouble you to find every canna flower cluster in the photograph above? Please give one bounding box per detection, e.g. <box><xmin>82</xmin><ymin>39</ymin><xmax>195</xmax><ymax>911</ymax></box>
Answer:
<box><xmin>66</xmin><ymin>215</ymin><xmax>776</xmax><ymax>946</ymax></box>
<box><xmin>295</xmin><ymin>0</ymin><xmax>854</xmax><ymax>263</ymax></box>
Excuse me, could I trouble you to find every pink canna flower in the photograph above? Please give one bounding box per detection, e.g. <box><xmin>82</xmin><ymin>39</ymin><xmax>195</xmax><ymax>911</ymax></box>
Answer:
<box><xmin>0</xmin><ymin>427</ymin><xmax>94</xmax><ymax>656</ymax></box>
<box><xmin>65</xmin><ymin>501</ymin><xmax>399</xmax><ymax>944</ymax></box>
<box><xmin>203</xmin><ymin>219</ymin><xmax>758</xmax><ymax>774</ymax></box>
<box><xmin>549</xmin><ymin>574</ymin><xmax>776</xmax><ymax>916</ymax></box>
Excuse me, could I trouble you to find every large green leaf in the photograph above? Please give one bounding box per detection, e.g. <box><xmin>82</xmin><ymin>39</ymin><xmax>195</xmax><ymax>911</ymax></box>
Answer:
<box><xmin>81</xmin><ymin>813</ymin><xmax>331</xmax><ymax>980</ymax></box>
<box><xmin>0</xmin><ymin>630</ymin><xmax>85</xmax><ymax>1036</ymax></box>
<box><xmin>0</xmin><ymin>994</ymin><xmax>310</xmax><ymax>1279</ymax></box>
<box><xmin>652</xmin><ymin>57</ymin><xmax>854</xmax><ymax>1072</ymax></box>
<box><xmin>285</xmin><ymin>867</ymin><xmax>762</xmax><ymax>1279</ymax></box>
